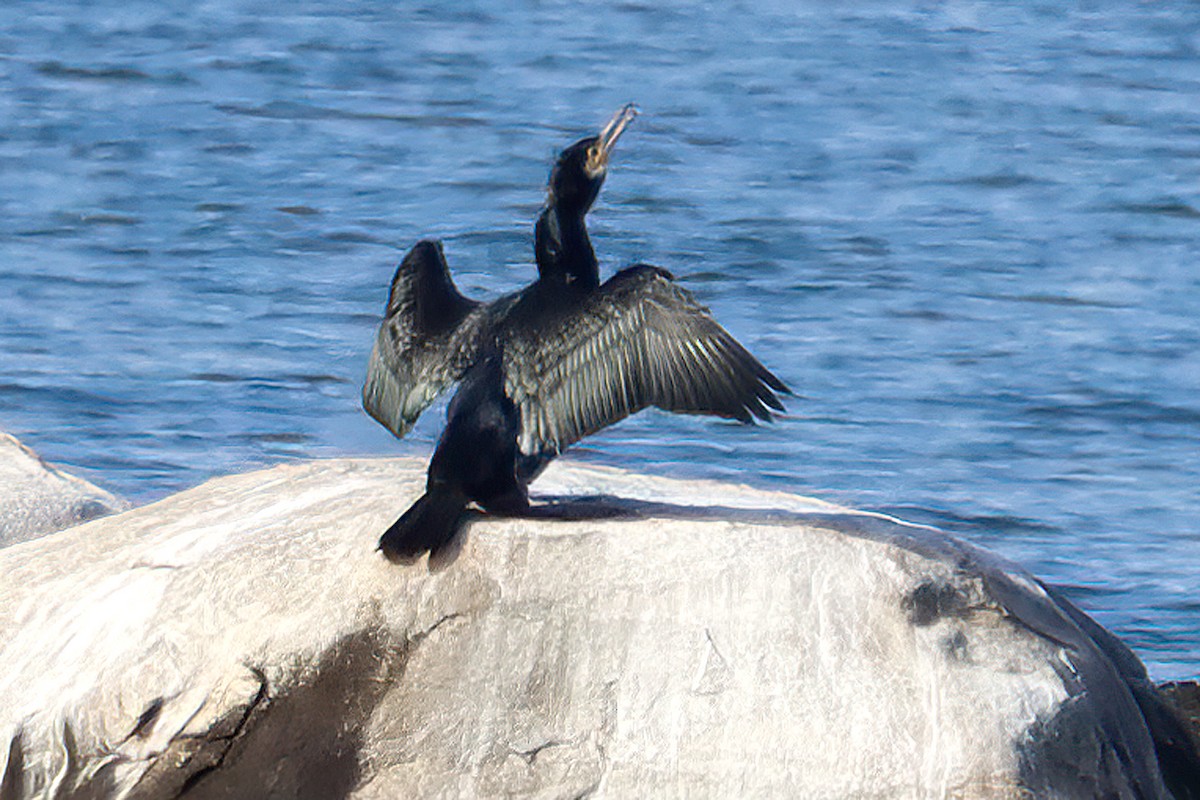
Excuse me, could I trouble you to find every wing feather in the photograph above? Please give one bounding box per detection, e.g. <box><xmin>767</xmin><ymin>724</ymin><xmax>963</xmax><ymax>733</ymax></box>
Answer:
<box><xmin>505</xmin><ymin>265</ymin><xmax>790</xmax><ymax>457</ymax></box>
<box><xmin>362</xmin><ymin>240</ymin><xmax>484</xmax><ymax>438</ymax></box>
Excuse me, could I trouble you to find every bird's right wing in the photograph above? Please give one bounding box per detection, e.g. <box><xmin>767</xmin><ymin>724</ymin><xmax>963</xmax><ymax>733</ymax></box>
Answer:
<box><xmin>504</xmin><ymin>265</ymin><xmax>789</xmax><ymax>457</ymax></box>
<box><xmin>362</xmin><ymin>240</ymin><xmax>483</xmax><ymax>438</ymax></box>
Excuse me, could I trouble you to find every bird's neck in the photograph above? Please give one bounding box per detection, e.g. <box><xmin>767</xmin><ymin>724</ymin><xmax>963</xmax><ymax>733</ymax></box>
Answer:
<box><xmin>535</xmin><ymin>205</ymin><xmax>599</xmax><ymax>292</ymax></box>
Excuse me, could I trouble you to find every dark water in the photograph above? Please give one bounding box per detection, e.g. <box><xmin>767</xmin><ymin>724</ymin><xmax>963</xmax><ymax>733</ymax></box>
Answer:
<box><xmin>1</xmin><ymin>2</ymin><xmax>1197</xmax><ymax>679</ymax></box>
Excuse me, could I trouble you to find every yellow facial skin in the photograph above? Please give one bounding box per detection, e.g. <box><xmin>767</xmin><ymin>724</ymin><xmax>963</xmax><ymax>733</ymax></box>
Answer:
<box><xmin>585</xmin><ymin>103</ymin><xmax>639</xmax><ymax>178</ymax></box>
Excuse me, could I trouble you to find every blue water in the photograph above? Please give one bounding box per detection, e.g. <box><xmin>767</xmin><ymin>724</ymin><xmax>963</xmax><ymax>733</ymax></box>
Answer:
<box><xmin>1</xmin><ymin>2</ymin><xmax>1198</xmax><ymax>679</ymax></box>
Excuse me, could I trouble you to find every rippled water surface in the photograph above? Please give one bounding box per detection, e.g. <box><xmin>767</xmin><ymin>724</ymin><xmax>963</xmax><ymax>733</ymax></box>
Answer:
<box><xmin>2</xmin><ymin>2</ymin><xmax>1198</xmax><ymax>678</ymax></box>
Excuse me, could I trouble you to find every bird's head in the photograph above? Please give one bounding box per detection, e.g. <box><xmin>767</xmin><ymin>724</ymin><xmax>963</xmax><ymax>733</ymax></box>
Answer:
<box><xmin>546</xmin><ymin>104</ymin><xmax>638</xmax><ymax>214</ymax></box>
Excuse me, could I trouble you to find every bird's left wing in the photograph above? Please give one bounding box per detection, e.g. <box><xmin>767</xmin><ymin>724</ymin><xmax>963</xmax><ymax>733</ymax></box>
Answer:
<box><xmin>503</xmin><ymin>265</ymin><xmax>789</xmax><ymax>458</ymax></box>
<box><xmin>363</xmin><ymin>240</ymin><xmax>484</xmax><ymax>438</ymax></box>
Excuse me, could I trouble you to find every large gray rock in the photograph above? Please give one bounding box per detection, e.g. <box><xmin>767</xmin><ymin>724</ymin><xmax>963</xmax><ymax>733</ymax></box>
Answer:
<box><xmin>0</xmin><ymin>457</ymin><xmax>1188</xmax><ymax>798</ymax></box>
<box><xmin>0</xmin><ymin>432</ymin><xmax>127</xmax><ymax>548</ymax></box>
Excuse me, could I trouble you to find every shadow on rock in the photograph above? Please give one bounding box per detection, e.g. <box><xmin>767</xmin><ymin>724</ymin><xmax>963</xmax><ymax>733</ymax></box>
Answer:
<box><xmin>130</xmin><ymin>628</ymin><xmax>408</xmax><ymax>800</ymax></box>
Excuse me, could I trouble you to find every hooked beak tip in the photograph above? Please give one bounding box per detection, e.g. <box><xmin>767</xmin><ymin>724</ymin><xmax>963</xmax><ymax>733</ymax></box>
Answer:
<box><xmin>598</xmin><ymin>103</ymin><xmax>639</xmax><ymax>156</ymax></box>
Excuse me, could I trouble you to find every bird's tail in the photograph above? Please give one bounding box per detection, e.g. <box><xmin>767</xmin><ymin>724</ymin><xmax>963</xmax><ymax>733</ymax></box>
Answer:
<box><xmin>379</xmin><ymin>489</ymin><xmax>468</xmax><ymax>560</ymax></box>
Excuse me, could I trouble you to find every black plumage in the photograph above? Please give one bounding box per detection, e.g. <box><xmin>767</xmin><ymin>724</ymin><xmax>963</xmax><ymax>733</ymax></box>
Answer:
<box><xmin>363</xmin><ymin>105</ymin><xmax>789</xmax><ymax>558</ymax></box>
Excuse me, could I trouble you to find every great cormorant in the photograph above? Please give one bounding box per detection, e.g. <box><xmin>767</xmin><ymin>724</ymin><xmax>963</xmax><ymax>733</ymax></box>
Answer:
<box><xmin>363</xmin><ymin>105</ymin><xmax>788</xmax><ymax>558</ymax></box>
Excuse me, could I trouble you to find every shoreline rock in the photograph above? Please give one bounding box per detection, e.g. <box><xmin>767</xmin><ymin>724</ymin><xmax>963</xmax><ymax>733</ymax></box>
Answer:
<box><xmin>1161</xmin><ymin>682</ymin><xmax>1200</xmax><ymax>746</ymax></box>
<box><xmin>0</xmin><ymin>432</ymin><xmax>128</xmax><ymax>548</ymax></box>
<box><xmin>0</xmin><ymin>456</ymin><xmax>1196</xmax><ymax>798</ymax></box>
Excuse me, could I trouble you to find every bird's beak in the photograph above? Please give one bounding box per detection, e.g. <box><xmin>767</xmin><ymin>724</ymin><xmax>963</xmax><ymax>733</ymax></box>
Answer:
<box><xmin>587</xmin><ymin>103</ymin><xmax>639</xmax><ymax>176</ymax></box>
<box><xmin>598</xmin><ymin>103</ymin><xmax>639</xmax><ymax>155</ymax></box>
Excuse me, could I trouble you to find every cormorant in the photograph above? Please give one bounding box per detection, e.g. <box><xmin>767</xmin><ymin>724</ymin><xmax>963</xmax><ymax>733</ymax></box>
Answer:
<box><xmin>363</xmin><ymin>105</ymin><xmax>789</xmax><ymax>558</ymax></box>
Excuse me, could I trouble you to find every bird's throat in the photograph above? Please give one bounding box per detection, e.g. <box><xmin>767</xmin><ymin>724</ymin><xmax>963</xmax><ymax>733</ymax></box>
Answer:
<box><xmin>535</xmin><ymin>207</ymin><xmax>599</xmax><ymax>291</ymax></box>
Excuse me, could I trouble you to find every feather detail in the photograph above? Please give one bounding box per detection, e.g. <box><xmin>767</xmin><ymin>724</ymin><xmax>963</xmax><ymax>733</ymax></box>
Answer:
<box><xmin>503</xmin><ymin>265</ymin><xmax>789</xmax><ymax>457</ymax></box>
<box><xmin>362</xmin><ymin>240</ymin><xmax>483</xmax><ymax>438</ymax></box>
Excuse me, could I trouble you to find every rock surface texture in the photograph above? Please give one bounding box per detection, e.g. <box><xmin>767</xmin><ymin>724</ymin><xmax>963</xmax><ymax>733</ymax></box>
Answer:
<box><xmin>0</xmin><ymin>457</ymin><xmax>1193</xmax><ymax>799</ymax></box>
<box><xmin>0</xmin><ymin>432</ymin><xmax>127</xmax><ymax>548</ymax></box>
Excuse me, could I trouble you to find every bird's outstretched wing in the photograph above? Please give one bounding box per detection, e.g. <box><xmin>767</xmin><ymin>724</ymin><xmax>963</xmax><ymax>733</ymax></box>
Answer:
<box><xmin>503</xmin><ymin>265</ymin><xmax>789</xmax><ymax>457</ymax></box>
<box><xmin>363</xmin><ymin>240</ymin><xmax>484</xmax><ymax>438</ymax></box>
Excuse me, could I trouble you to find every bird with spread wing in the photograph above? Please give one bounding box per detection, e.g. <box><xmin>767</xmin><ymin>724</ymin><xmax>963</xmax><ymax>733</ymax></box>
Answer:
<box><xmin>363</xmin><ymin>105</ymin><xmax>789</xmax><ymax>558</ymax></box>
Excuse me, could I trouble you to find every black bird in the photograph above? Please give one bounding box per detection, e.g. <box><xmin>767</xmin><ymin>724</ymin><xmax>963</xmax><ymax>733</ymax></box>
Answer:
<box><xmin>363</xmin><ymin>105</ymin><xmax>789</xmax><ymax>558</ymax></box>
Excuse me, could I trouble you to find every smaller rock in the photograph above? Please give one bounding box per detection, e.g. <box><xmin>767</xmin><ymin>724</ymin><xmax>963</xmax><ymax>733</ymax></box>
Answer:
<box><xmin>1159</xmin><ymin>682</ymin><xmax>1200</xmax><ymax>768</ymax></box>
<box><xmin>0</xmin><ymin>432</ymin><xmax>128</xmax><ymax>548</ymax></box>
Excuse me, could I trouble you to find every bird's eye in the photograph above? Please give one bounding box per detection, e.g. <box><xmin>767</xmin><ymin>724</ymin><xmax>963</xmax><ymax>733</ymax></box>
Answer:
<box><xmin>584</xmin><ymin>145</ymin><xmax>607</xmax><ymax>177</ymax></box>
